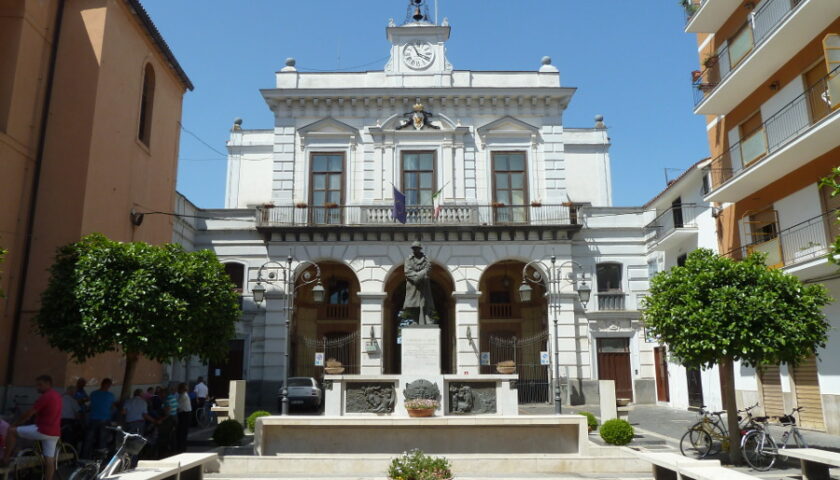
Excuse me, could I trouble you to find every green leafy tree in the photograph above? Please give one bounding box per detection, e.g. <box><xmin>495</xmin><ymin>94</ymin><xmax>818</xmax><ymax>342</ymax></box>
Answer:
<box><xmin>643</xmin><ymin>249</ymin><xmax>830</xmax><ymax>464</ymax></box>
<box><xmin>819</xmin><ymin>167</ymin><xmax>840</xmax><ymax>263</ymax></box>
<box><xmin>35</xmin><ymin>233</ymin><xmax>240</xmax><ymax>400</ymax></box>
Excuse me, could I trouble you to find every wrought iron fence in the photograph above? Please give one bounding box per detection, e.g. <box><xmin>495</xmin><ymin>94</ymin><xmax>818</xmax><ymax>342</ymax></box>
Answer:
<box><xmin>294</xmin><ymin>330</ymin><xmax>360</xmax><ymax>378</ymax></box>
<box><xmin>488</xmin><ymin>331</ymin><xmax>550</xmax><ymax>405</ymax></box>
<box><xmin>256</xmin><ymin>204</ymin><xmax>577</xmax><ymax>227</ymax></box>
<box><xmin>596</xmin><ymin>293</ymin><xmax>626</xmax><ymax>311</ymax></box>
<box><xmin>692</xmin><ymin>0</ymin><xmax>805</xmax><ymax>106</ymax></box>
<box><xmin>722</xmin><ymin>209</ymin><xmax>835</xmax><ymax>268</ymax></box>
<box><xmin>705</xmin><ymin>66</ymin><xmax>838</xmax><ymax>193</ymax></box>
<box><xmin>645</xmin><ymin>203</ymin><xmax>698</xmax><ymax>242</ymax></box>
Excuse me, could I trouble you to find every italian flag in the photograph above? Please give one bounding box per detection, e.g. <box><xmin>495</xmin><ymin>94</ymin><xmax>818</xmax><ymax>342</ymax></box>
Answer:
<box><xmin>432</xmin><ymin>184</ymin><xmax>446</xmax><ymax>219</ymax></box>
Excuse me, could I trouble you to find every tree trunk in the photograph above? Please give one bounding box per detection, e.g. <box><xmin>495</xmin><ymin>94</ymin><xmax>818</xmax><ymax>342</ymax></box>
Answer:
<box><xmin>120</xmin><ymin>352</ymin><xmax>139</xmax><ymax>402</ymax></box>
<box><xmin>719</xmin><ymin>356</ymin><xmax>742</xmax><ymax>465</ymax></box>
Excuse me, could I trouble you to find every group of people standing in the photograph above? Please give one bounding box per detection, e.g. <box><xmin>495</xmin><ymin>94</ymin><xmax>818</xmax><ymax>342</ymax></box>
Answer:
<box><xmin>1</xmin><ymin>374</ymin><xmax>210</xmax><ymax>480</ymax></box>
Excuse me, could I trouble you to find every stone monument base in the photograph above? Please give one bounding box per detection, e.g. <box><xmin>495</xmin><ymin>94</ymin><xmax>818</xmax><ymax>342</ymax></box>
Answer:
<box><xmin>255</xmin><ymin>415</ymin><xmax>588</xmax><ymax>456</ymax></box>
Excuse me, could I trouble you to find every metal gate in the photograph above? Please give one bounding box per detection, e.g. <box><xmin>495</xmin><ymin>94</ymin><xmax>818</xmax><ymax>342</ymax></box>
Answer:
<box><xmin>489</xmin><ymin>331</ymin><xmax>550</xmax><ymax>404</ymax></box>
<box><xmin>294</xmin><ymin>330</ymin><xmax>360</xmax><ymax>378</ymax></box>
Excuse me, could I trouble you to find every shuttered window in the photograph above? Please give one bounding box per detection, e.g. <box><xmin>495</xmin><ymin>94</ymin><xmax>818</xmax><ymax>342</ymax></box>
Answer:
<box><xmin>824</xmin><ymin>34</ymin><xmax>840</xmax><ymax>111</ymax></box>
<box><xmin>758</xmin><ymin>365</ymin><xmax>785</xmax><ymax>418</ymax></box>
<box><xmin>791</xmin><ymin>356</ymin><xmax>825</xmax><ymax>431</ymax></box>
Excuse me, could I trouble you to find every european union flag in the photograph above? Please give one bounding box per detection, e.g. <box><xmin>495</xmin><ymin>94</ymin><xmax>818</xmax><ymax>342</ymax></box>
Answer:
<box><xmin>393</xmin><ymin>187</ymin><xmax>407</xmax><ymax>224</ymax></box>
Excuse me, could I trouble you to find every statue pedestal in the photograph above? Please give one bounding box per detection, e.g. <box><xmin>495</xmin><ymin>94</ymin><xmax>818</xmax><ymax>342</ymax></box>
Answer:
<box><xmin>401</xmin><ymin>326</ymin><xmax>441</xmax><ymax>376</ymax></box>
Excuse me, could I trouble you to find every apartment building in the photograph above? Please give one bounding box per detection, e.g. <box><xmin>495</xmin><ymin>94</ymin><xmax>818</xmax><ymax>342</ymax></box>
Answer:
<box><xmin>686</xmin><ymin>0</ymin><xmax>840</xmax><ymax>433</ymax></box>
<box><xmin>0</xmin><ymin>0</ymin><xmax>192</xmax><ymax>402</ymax></box>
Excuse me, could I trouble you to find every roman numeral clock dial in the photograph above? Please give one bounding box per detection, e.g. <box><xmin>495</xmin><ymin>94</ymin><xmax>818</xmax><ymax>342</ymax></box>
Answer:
<box><xmin>403</xmin><ymin>40</ymin><xmax>434</xmax><ymax>70</ymax></box>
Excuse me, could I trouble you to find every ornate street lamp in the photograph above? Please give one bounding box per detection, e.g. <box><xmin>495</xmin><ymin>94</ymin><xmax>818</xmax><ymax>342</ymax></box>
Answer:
<box><xmin>520</xmin><ymin>256</ymin><xmax>590</xmax><ymax>414</ymax></box>
<box><xmin>252</xmin><ymin>256</ymin><xmax>323</xmax><ymax>415</ymax></box>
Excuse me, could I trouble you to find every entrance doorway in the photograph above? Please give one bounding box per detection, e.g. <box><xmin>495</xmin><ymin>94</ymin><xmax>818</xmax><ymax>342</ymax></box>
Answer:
<box><xmin>208</xmin><ymin>339</ymin><xmax>245</xmax><ymax>398</ymax></box>
<box><xmin>654</xmin><ymin>346</ymin><xmax>670</xmax><ymax>402</ymax></box>
<box><xmin>686</xmin><ymin>367</ymin><xmax>704</xmax><ymax>409</ymax></box>
<box><xmin>597</xmin><ymin>338</ymin><xmax>633</xmax><ymax>401</ymax></box>
<box><xmin>383</xmin><ymin>263</ymin><xmax>455</xmax><ymax>374</ymax></box>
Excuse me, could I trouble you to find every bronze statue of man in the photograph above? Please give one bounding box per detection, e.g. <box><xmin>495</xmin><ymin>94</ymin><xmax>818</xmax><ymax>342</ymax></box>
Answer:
<box><xmin>403</xmin><ymin>241</ymin><xmax>436</xmax><ymax>325</ymax></box>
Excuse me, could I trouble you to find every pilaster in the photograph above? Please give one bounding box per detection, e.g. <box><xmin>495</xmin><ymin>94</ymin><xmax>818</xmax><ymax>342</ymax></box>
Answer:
<box><xmin>453</xmin><ymin>291</ymin><xmax>481</xmax><ymax>375</ymax></box>
<box><xmin>358</xmin><ymin>292</ymin><xmax>387</xmax><ymax>375</ymax></box>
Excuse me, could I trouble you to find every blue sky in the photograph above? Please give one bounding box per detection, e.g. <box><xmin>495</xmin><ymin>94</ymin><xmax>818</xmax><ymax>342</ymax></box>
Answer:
<box><xmin>143</xmin><ymin>1</ymin><xmax>709</xmax><ymax>208</ymax></box>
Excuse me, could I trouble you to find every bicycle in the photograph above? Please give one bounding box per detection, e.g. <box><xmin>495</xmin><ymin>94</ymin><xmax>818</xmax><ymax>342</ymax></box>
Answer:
<box><xmin>12</xmin><ymin>436</ymin><xmax>78</xmax><ymax>480</ymax></box>
<box><xmin>679</xmin><ymin>403</ymin><xmax>759</xmax><ymax>458</ymax></box>
<box><xmin>67</xmin><ymin>426</ymin><xmax>147</xmax><ymax>480</ymax></box>
<box><xmin>194</xmin><ymin>397</ymin><xmax>217</xmax><ymax>428</ymax></box>
<box><xmin>740</xmin><ymin>406</ymin><xmax>808</xmax><ymax>471</ymax></box>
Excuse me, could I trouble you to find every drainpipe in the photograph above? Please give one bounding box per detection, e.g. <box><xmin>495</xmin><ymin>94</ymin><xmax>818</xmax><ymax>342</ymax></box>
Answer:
<box><xmin>3</xmin><ymin>0</ymin><xmax>66</xmax><ymax>407</ymax></box>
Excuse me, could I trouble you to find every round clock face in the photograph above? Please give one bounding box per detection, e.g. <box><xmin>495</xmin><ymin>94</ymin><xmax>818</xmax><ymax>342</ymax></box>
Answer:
<box><xmin>403</xmin><ymin>40</ymin><xmax>435</xmax><ymax>70</ymax></box>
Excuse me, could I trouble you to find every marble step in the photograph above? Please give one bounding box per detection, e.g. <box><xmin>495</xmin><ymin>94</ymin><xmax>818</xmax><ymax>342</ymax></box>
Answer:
<box><xmin>208</xmin><ymin>475</ymin><xmax>654</xmax><ymax>480</ymax></box>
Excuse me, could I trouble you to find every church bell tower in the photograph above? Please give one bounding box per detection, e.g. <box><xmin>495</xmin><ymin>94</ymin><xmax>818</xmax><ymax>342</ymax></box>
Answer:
<box><xmin>384</xmin><ymin>0</ymin><xmax>452</xmax><ymax>80</ymax></box>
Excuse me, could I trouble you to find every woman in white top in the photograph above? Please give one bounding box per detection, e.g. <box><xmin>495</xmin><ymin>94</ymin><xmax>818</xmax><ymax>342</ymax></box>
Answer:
<box><xmin>175</xmin><ymin>383</ymin><xmax>191</xmax><ymax>453</ymax></box>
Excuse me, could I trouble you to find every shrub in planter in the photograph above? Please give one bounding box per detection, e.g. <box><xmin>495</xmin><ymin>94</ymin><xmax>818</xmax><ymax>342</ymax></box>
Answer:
<box><xmin>247</xmin><ymin>410</ymin><xmax>271</xmax><ymax>432</ymax></box>
<box><xmin>387</xmin><ymin>449</ymin><xmax>452</xmax><ymax>480</ymax></box>
<box><xmin>579</xmin><ymin>411</ymin><xmax>599</xmax><ymax>432</ymax></box>
<box><xmin>213</xmin><ymin>419</ymin><xmax>245</xmax><ymax>446</ymax></box>
<box><xmin>599</xmin><ymin>418</ymin><xmax>634</xmax><ymax>445</ymax></box>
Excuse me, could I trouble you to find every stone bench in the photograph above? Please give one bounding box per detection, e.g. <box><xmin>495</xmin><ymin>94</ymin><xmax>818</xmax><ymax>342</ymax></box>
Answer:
<box><xmin>134</xmin><ymin>452</ymin><xmax>219</xmax><ymax>480</ymax></box>
<box><xmin>779</xmin><ymin>447</ymin><xmax>840</xmax><ymax>480</ymax></box>
<box><xmin>631</xmin><ymin>450</ymin><xmax>721</xmax><ymax>480</ymax></box>
<box><xmin>679</xmin><ymin>465</ymin><xmax>758</xmax><ymax>480</ymax></box>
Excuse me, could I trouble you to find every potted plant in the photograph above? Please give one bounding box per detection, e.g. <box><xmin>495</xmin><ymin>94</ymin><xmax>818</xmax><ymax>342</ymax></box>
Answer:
<box><xmin>491</xmin><ymin>201</ymin><xmax>505</xmax><ymax>208</ymax></box>
<box><xmin>387</xmin><ymin>449</ymin><xmax>452</xmax><ymax>480</ymax></box>
<box><xmin>260</xmin><ymin>202</ymin><xmax>275</xmax><ymax>209</ymax></box>
<box><xmin>295</xmin><ymin>202</ymin><xmax>308</xmax><ymax>209</ymax></box>
<box><xmin>680</xmin><ymin>0</ymin><xmax>699</xmax><ymax>16</ymax></box>
<box><xmin>696</xmin><ymin>83</ymin><xmax>716</xmax><ymax>93</ymax></box>
<box><xmin>703</xmin><ymin>54</ymin><xmax>718</xmax><ymax>68</ymax></box>
<box><xmin>496</xmin><ymin>360</ymin><xmax>516</xmax><ymax>374</ymax></box>
<box><xmin>530</xmin><ymin>200</ymin><xmax>543</xmax><ymax>207</ymax></box>
<box><xmin>324</xmin><ymin>202</ymin><xmax>339</xmax><ymax>209</ymax></box>
<box><xmin>691</xmin><ymin>70</ymin><xmax>703</xmax><ymax>82</ymax></box>
<box><xmin>404</xmin><ymin>398</ymin><xmax>439</xmax><ymax>417</ymax></box>
<box><xmin>324</xmin><ymin>358</ymin><xmax>345</xmax><ymax>375</ymax></box>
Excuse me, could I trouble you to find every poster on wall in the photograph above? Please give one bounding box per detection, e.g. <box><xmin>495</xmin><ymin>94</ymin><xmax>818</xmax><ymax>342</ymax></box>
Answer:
<box><xmin>314</xmin><ymin>352</ymin><xmax>325</xmax><ymax>366</ymax></box>
<box><xmin>540</xmin><ymin>351</ymin><xmax>550</xmax><ymax>366</ymax></box>
<box><xmin>480</xmin><ymin>352</ymin><xmax>491</xmax><ymax>366</ymax></box>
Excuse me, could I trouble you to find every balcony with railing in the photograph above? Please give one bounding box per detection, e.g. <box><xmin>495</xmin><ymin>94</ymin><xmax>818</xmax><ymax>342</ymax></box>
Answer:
<box><xmin>596</xmin><ymin>292</ymin><xmax>626</xmax><ymax>311</ymax></box>
<box><xmin>723</xmin><ymin>209</ymin><xmax>836</xmax><ymax>274</ymax></box>
<box><xmin>479</xmin><ymin>303</ymin><xmax>521</xmax><ymax>320</ymax></box>
<box><xmin>692</xmin><ymin>0</ymin><xmax>838</xmax><ymax>114</ymax></box>
<box><xmin>316</xmin><ymin>303</ymin><xmax>360</xmax><ymax>321</ymax></box>
<box><xmin>704</xmin><ymin>66</ymin><xmax>840</xmax><ymax>202</ymax></box>
<box><xmin>685</xmin><ymin>0</ymin><xmax>740</xmax><ymax>34</ymax></box>
<box><xmin>645</xmin><ymin>203</ymin><xmax>699</xmax><ymax>249</ymax></box>
<box><xmin>256</xmin><ymin>203</ymin><xmax>578</xmax><ymax>228</ymax></box>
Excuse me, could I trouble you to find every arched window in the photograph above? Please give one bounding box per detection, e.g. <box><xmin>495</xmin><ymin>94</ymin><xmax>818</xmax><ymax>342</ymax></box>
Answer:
<box><xmin>327</xmin><ymin>278</ymin><xmax>350</xmax><ymax>305</ymax></box>
<box><xmin>223</xmin><ymin>263</ymin><xmax>245</xmax><ymax>293</ymax></box>
<box><xmin>596</xmin><ymin>263</ymin><xmax>622</xmax><ymax>292</ymax></box>
<box><xmin>138</xmin><ymin>64</ymin><xmax>155</xmax><ymax>146</ymax></box>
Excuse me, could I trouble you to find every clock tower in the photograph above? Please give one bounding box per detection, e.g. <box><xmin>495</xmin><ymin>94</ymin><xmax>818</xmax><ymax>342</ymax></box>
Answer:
<box><xmin>384</xmin><ymin>0</ymin><xmax>453</xmax><ymax>83</ymax></box>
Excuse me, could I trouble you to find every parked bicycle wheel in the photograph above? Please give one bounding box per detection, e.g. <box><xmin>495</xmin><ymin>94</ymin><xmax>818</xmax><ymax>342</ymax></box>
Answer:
<box><xmin>680</xmin><ymin>428</ymin><xmax>712</xmax><ymax>458</ymax></box>
<box><xmin>195</xmin><ymin>407</ymin><xmax>210</xmax><ymax>428</ymax></box>
<box><xmin>13</xmin><ymin>449</ymin><xmax>42</xmax><ymax>480</ymax></box>
<box><xmin>705</xmin><ymin>422</ymin><xmax>727</xmax><ymax>456</ymax></box>
<box><xmin>67</xmin><ymin>462</ymin><xmax>99</xmax><ymax>480</ymax></box>
<box><xmin>57</xmin><ymin>442</ymin><xmax>80</xmax><ymax>479</ymax></box>
<box><xmin>741</xmin><ymin>430</ymin><xmax>777</xmax><ymax>471</ymax></box>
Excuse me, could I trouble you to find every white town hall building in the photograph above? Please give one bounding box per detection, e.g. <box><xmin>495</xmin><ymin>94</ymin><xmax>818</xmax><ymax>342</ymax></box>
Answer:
<box><xmin>172</xmin><ymin>4</ymin><xmax>660</xmax><ymax>410</ymax></box>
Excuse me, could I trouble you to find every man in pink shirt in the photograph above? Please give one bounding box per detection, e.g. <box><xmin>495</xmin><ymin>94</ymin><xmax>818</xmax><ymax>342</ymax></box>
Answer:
<box><xmin>1</xmin><ymin>375</ymin><xmax>62</xmax><ymax>480</ymax></box>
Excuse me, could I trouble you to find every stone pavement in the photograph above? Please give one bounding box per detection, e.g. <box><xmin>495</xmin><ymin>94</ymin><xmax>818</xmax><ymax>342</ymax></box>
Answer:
<box><xmin>521</xmin><ymin>402</ymin><xmax>840</xmax><ymax>479</ymax></box>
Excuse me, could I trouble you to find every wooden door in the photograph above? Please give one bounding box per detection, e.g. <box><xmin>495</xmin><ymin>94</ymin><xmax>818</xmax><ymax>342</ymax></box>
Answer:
<box><xmin>758</xmin><ymin>365</ymin><xmax>785</xmax><ymax>417</ymax></box>
<box><xmin>654</xmin><ymin>347</ymin><xmax>670</xmax><ymax>402</ymax></box>
<box><xmin>791</xmin><ymin>356</ymin><xmax>825</xmax><ymax>431</ymax></box>
<box><xmin>597</xmin><ymin>338</ymin><xmax>633</xmax><ymax>401</ymax></box>
<box><xmin>687</xmin><ymin>367</ymin><xmax>704</xmax><ymax>408</ymax></box>
<box><xmin>208</xmin><ymin>339</ymin><xmax>245</xmax><ymax>399</ymax></box>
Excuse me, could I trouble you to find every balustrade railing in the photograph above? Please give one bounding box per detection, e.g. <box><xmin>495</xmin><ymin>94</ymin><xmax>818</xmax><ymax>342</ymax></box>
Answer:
<box><xmin>257</xmin><ymin>204</ymin><xmax>577</xmax><ymax>227</ymax></box>
<box><xmin>705</xmin><ymin>66</ymin><xmax>838</xmax><ymax>193</ymax></box>
<box><xmin>479</xmin><ymin>303</ymin><xmax>520</xmax><ymax>320</ymax></box>
<box><xmin>692</xmin><ymin>0</ymin><xmax>805</xmax><ymax>106</ymax></box>
<box><xmin>316</xmin><ymin>303</ymin><xmax>360</xmax><ymax>321</ymax></box>
<box><xmin>722</xmin><ymin>209</ymin><xmax>836</xmax><ymax>268</ymax></box>
<box><xmin>597</xmin><ymin>293</ymin><xmax>626</xmax><ymax>311</ymax></box>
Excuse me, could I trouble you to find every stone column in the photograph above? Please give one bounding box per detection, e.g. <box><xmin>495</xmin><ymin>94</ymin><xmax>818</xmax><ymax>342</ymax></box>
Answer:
<box><xmin>453</xmin><ymin>292</ymin><xmax>481</xmax><ymax>375</ymax></box>
<box><xmin>260</xmin><ymin>290</ymin><xmax>289</xmax><ymax>405</ymax></box>
<box><xmin>358</xmin><ymin>292</ymin><xmax>387</xmax><ymax>375</ymax></box>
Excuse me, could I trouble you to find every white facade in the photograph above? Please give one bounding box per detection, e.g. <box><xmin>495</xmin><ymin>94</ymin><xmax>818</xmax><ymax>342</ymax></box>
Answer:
<box><xmin>177</xmin><ymin>11</ymin><xmax>656</xmax><ymax>410</ymax></box>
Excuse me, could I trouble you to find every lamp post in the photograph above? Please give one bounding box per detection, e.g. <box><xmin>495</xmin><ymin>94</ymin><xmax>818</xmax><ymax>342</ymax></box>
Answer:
<box><xmin>252</xmin><ymin>256</ymin><xmax>324</xmax><ymax>415</ymax></box>
<box><xmin>519</xmin><ymin>256</ymin><xmax>590</xmax><ymax>414</ymax></box>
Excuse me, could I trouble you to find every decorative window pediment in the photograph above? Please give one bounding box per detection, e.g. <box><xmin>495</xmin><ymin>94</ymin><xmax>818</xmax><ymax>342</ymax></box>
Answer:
<box><xmin>298</xmin><ymin>117</ymin><xmax>358</xmax><ymax>146</ymax></box>
<box><xmin>476</xmin><ymin>116</ymin><xmax>540</xmax><ymax>147</ymax></box>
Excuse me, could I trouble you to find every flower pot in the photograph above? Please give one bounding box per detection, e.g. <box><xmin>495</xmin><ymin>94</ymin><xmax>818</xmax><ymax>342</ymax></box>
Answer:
<box><xmin>406</xmin><ymin>408</ymin><xmax>435</xmax><ymax>417</ymax></box>
<box><xmin>324</xmin><ymin>367</ymin><xmax>345</xmax><ymax>375</ymax></box>
<box><xmin>496</xmin><ymin>366</ymin><xmax>516</xmax><ymax>375</ymax></box>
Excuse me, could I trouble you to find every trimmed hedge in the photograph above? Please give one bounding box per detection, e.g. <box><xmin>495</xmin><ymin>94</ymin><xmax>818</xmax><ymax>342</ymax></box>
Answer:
<box><xmin>247</xmin><ymin>410</ymin><xmax>271</xmax><ymax>431</ymax></box>
<box><xmin>213</xmin><ymin>419</ymin><xmax>245</xmax><ymax>446</ymax></box>
<box><xmin>578</xmin><ymin>411</ymin><xmax>598</xmax><ymax>431</ymax></box>
<box><xmin>599</xmin><ymin>418</ymin><xmax>634</xmax><ymax>445</ymax></box>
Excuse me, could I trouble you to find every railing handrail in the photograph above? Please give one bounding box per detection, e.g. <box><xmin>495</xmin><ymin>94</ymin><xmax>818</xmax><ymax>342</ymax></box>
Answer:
<box><xmin>645</xmin><ymin>203</ymin><xmax>699</xmax><ymax>229</ymax></box>
<box><xmin>721</xmin><ymin>207</ymin><xmax>837</xmax><ymax>260</ymax></box>
<box><xmin>703</xmin><ymin>65</ymin><xmax>840</xmax><ymax>192</ymax></box>
<box><xmin>692</xmin><ymin>0</ymin><xmax>806</xmax><ymax>104</ymax></box>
